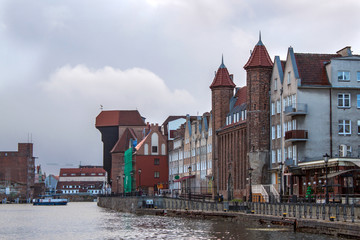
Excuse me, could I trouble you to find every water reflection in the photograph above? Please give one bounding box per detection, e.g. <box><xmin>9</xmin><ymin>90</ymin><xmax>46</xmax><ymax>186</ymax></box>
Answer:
<box><xmin>0</xmin><ymin>202</ymin><xmax>344</xmax><ymax>240</ymax></box>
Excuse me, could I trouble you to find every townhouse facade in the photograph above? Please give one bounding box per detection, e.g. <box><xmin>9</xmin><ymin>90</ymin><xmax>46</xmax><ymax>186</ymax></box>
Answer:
<box><xmin>168</xmin><ymin>113</ymin><xmax>213</xmax><ymax>197</ymax></box>
<box><xmin>270</xmin><ymin>46</ymin><xmax>360</xmax><ymax>200</ymax></box>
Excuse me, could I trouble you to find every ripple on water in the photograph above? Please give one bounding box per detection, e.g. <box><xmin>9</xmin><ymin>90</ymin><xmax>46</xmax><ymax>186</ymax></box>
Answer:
<box><xmin>1</xmin><ymin>203</ymin><xmax>345</xmax><ymax>240</ymax></box>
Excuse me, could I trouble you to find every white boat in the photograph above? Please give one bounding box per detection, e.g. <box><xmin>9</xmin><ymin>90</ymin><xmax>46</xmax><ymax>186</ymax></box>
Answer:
<box><xmin>33</xmin><ymin>195</ymin><xmax>68</xmax><ymax>206</ymax></box>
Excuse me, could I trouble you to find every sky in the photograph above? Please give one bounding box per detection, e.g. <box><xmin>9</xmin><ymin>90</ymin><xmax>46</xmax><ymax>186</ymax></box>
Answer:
<box><xmin>1</xmin><ymin>0</ymin><xmax>359</xmax><ymax>175</ymax></box>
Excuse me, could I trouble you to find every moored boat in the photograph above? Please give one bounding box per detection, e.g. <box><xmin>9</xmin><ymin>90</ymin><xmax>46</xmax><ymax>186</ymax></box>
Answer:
<box><xmin>33</xmin><ymin>195</ymin><xmax>68</xmax><ymax>206</ymax></box>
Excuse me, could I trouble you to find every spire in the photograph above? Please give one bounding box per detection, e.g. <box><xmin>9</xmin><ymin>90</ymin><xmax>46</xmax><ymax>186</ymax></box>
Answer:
<box><xmin>219</xmin><ymin>54</ymin><xmax>226</xmax><ymax>69</ymax></box>
<box><xmin>244</xmin><ymin>34</ymin><xmax>273</xmax><ymax>69</ymax></box>
<box><xmin>210</xmin><ymin>55</ymin><xmax>236</xmax><ymax>89</ymax></box>
<box><xmin>257</xmin><ymin>31</ymin><xmax>263</xmax><ymax>46</ymax></box>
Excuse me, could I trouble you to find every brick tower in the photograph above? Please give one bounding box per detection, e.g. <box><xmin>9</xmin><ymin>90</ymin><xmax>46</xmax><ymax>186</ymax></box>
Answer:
<box><xmin>244</xmin><ymin>34</ymin><xmax>273</xmax><ymax>184</ymax></box>
<box><xmin>210</xmin><ymin>57</ymin><xmax>236</xmax><ymax>195</ymax></box>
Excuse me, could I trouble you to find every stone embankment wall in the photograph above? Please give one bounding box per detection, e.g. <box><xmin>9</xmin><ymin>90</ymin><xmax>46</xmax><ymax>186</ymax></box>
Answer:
<box><xmin>98</xmin><ymin>197</ymin><xmax>360</xmax><ymax>239</ymax></box>
<box><xmin>97</xmin><ymin>197</ymin><xmax>140</xmax><ymax>212</ymax></box>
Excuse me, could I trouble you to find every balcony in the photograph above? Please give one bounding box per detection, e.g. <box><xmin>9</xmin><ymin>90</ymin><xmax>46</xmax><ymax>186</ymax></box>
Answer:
<box><xmin>284</xmin><ymin>103</ymin><xmax>308</xmax><ymax>116</ymax></box>
<box><xmin>285</xmin><ymin>130</ymin><xmax>308</xmax><ymax>142</ymax></box>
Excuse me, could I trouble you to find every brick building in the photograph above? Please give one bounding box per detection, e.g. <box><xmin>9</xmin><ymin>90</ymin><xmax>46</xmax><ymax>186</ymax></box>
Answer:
<box><xmin>133</xmin><ymin>123</ymin><xmax>168</xmax><ymax>195</ymax></box>
<box><xmin>211</xmin><ymin>36</ymin><xmax>273</xmax><ymax>200</ymax></box>
<box><xmin>0</xmin><ymin>143</ymin><xmax>35</xmax><ymax>200</ymax></box>
<box><xmin>96</xmin><ymin>110</ymin><xmax>146</xmax><ymax>188</ymax></box>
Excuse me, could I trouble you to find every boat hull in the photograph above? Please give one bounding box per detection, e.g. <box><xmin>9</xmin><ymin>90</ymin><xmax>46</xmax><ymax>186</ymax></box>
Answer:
<box><xmin>33</xmin><ymin>201</ymin><xmax>67</xmax><ymax>206</ymax></box>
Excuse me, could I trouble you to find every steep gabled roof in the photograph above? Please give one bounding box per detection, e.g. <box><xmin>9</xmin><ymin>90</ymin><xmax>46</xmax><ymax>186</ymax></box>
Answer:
<box><xmin>111</xmin><ymin>127</ymin><xmax>139</xmax><ymax>153</ymax></box>
<box><xmin>234</xmin><ymin>86</ymin><xmax>247</xmax><ymax>107</ymax></box>
<box><xmin>273</xmin><ymin>56</ymin><xmax>284</xmax><ymax>84</ymax></box>
<box><xmin>210</xmin><ymin>57</ymin><xmax>236</xmax><ymax>89</ymax></box>
<box><xmin>294</xmin><ymin>53</ymin><xmax>340</xmax><ymax>86</ymax></box>
<box><xmin>244</xmin><ymin>35</ymin><xmax>273</xmax><ymax>69</ymax></box>
<box><xmin>95</xmin><ymin>110</ymin><xmax>145</xmax><ymax>127</ymax></box>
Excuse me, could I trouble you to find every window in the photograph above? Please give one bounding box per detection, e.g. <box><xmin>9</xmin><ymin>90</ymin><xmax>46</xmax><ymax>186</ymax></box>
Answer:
<box><xmin>226</xmin><ymin>116</ymin><xmax>229</xmax><ymax>125</ymax></box>
<box><xmin>292</xmin><ymin>94</ymin><xmax>296</xmax><ymax>106</ymax></box>
<box><xmin>276</xmin><ymin>100</ymin><xmax>280</xmax><ymax>114</ymax></box>
<box><xmin>339</xmin><ymin>120</ymin><xmax>351</xmax><ymax>135</ymax></box>
<box><xmin>277</xmin><ymin>124</ymin><xmax>281</xmax><ymax>138</ymax></box>
<box><xmin>287</xmin><ymin>72</ymin><xmax>291</xmax><ymax>84</ymax></box>
<box><xmin>272</xmin><ymin>126</ymin><xmax>275</xmax><ymax>140</ymax></box>
<box><xmin>241</xmin><ymin>111</ymin><xmax>244</xmax><ymax>120</ymax></box>
<box><xmin>161</xmin><ymin>143</ymin><xmax>166</xmax><ymax>155</ymax></box>
<box><xmin>154</xmin><ymin>172</ymin><xmax>160</xmax><ymax>178</ymax></box>
<box><xmin>339</xmin><ymin>144</ymin><xmax>352</xmax><ymax>157</ymax></box>
<box><xmin>288</xmin><ymin>146</ymin><xmax>292</xmax><ymax>159</ymax></box>
<box><xmin>338</xmin><ymin>71</ymin><xmax>350</xmax><ymax>81</ymax></box>
<box><xmin>358</xmin><ymin>120</ymin><xmax>360</xmax><ymax>134</ymax></box>
<box><xmin>272</xmin><ymin>150</ymin><xmax>276</xmax><ymax>163</ymax></box>
<box><xmin>338</xmin><ymin>93</ymin><xmax>351</xmax><ymax>108</ymax></box>
<box><xmin>154</xmin><ymin>158</ymin><xmax>160</xmax><ymax>165</ymax></box>
<box><xmin>357</xmin><ymin>95</ymin><xmax>360</xmax><ymax>108</ymax></box>
<box><xmin>284</xmin><ymin>123</ymin><xmax>287</xmax><ymax>137</ymax></box>
<box><xmin>152</xmin><ymin>146</ymin><xmax>158</xmax><ymax>153</ymax></box>
<box><xmin>284</xmin><ymin>148</ymin><xmax>287</xmax><ymax>160</ymax></box>
<box><xmin>292</xmin><ymin>145</ymin><xmax>297</xmax><ymax>165</ymax></box>
<box><xmin>271</xmin><ymin>102</ymin><xmax>275</xmax><ymax>115</ymax></box>
<box><xmin>236</xmin><ymin>112</ymin><xmax>240</xmax><ymax>122</ymax></box>
<box><xmin>292</xmin><ymin>119</ymin><xmax>296</xmax><ymax>130</ymax></box>
<box><xmin>357</xmin><ymin>72</ymin><xmax>360</xmax><ymax>81</ymax></box>
<box><xmin>277</xmin><ymin>149</ymin><xmax>282</xmax><ymax>163</ymax></box>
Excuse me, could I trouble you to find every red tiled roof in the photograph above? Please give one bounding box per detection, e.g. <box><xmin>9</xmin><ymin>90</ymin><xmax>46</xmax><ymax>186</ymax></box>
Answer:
<box><xmin>234</xmin><ymin>86</ymin><xmax>247</xmax><ymax>107</ymax></box>
<box><xmin>244</xmin><ymin>42</ymin><xmax>273</xmax><ymax>69</ymax></box>
<box><xmin>210</xmin><ymin>66</ymin><xmax>236</xmax><ymax>89</ymax></box>
<box><xmin>294</xmin><ymin>53</ymin><xmax>340</xmax><ymax>86</ymax></box>
<box><xmin>95</xmin><ymin>110</ymin><xmax>145</xmax><ymax>127</ymax></box>
<box><xmin>59</xmin><ymin>167</ymin><xmax>106</xmax><ymax>175</ymax></box>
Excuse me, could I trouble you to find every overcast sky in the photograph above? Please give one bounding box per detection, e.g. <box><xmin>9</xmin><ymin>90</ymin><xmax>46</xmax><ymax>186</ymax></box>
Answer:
<box><xmin>1</xmin><ymin>0</ymin><xmax>359</xmax><ymax>175</ymax></box>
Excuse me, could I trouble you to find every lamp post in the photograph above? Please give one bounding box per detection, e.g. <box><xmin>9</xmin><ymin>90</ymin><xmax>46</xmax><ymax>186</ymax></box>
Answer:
<box><xmin>188</xmin><ymin>166</ymin><xmax>192</xmax><ymax>200</ymax></box>
<box><xmin>130</xmin><ymin>172</ymin><xmax>134</xmax><ymax>195</ymax></box>
<box><xmin>138</xmin><ymin>169</ymin><xmax>142</xmax><ymax>193</ymax></box>
<box><xmin>116</xmin><ymin>176</ymin><xmax>120</xmax><ymax>195</ymax></box>
<box><xmin>323</xmin><ymin>153</ymin><xmax>330</xmax><ymax>204</ymax></box>
<box><xmin>279</xmin><ymin>162</ymin><xmax>284</xmax><ymax>203</ymax></box>
<box><xmin>248</xmin><ymin>167</ymin><xmax>253</xmax><ymax>202</ymax></box>
<box><xmin>122</xmin><ymin>174</ymin><xmax>125</xmax><ymax>196</ymax></box>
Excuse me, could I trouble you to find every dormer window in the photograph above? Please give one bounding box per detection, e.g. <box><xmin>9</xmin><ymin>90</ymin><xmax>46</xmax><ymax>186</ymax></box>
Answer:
<box><xmin>338</xmin><ymin>71</ymin><xmax>350</xmax><ymax>81</ymax></box>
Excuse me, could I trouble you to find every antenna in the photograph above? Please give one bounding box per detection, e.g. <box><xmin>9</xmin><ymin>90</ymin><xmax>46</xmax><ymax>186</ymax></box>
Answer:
<box><xmin>100</xmin><ymin>105</ymin><xmax>103</xmax><ymax>110</ymax></box>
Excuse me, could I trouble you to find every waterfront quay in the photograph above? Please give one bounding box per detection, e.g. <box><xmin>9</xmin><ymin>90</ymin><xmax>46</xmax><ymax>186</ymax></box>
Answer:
<box><xmin>98</xmin><ymin>196</ymin><xmax>360</xmax><ymax>239</ymax></box>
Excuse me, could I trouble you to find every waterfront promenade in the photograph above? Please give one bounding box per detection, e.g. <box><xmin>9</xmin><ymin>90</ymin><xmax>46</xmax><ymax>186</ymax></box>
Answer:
<box><xmin>98</xmin><ymin>196</ymin><xmax>360</xmax><ymax>239</ymax></box>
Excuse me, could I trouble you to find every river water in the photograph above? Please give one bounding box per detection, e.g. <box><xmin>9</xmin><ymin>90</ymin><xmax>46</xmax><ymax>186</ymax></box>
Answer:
<box><xmin>0</xmin><ymin>202</ymin><xmax>344</xmax><ymax>240</ymax></box>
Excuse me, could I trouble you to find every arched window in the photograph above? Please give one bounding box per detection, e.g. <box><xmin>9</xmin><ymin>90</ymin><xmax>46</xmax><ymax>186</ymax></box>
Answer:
<box><xmin>144</xmin><ymin>144</ymin><xmax>148</xmax><ymax>155</ymax></box>
<box><xmin>151</xmin><ymin>133</ymin><xmax>159</xmax><ymax>155</ymax></box>
<box><xmin>161</xmin><ymin>143</ymin><xmax>166</xmax><ymax>155</ymax></box>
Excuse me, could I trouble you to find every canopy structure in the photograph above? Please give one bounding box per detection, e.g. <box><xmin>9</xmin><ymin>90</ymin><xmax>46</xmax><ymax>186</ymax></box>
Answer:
<box><xmin>174</xmin><ymin>175</ymin><xmax>195</xmax><ymax>182</ymax></box>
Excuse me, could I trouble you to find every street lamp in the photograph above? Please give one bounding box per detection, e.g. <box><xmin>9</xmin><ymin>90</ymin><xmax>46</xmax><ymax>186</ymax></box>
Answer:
<box><xmin>323</xmin><ymin>153</ymin><xmax>330</xmax><ymax>204</ymax></box>
<box><xmin>138</xmin><ymin>169</ymin><xmax>142</xmax><ymax>193</ymax></box>
<box><xmin>188</xmin><ymin>166</ymin><xmax>192</xmax><ymax>200</ymax></box>
<box><xmin>248</xmin><ymin>167</ymin><xmax>253</xmax><ymax>202</ymax></box>
<box><xmin>116</xmin><ymin>176</ymin><xmax>120</xmax><ymax>195</ymax></box>
<box><xmin>122</xmin><ymin>174</ymin><xmax>125</xmax><ymax>196</ymax></box>
<box><xmin>279</xmin><ymin>162</ymin><xmax>284</xmax><ymax>203</ymax></box>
